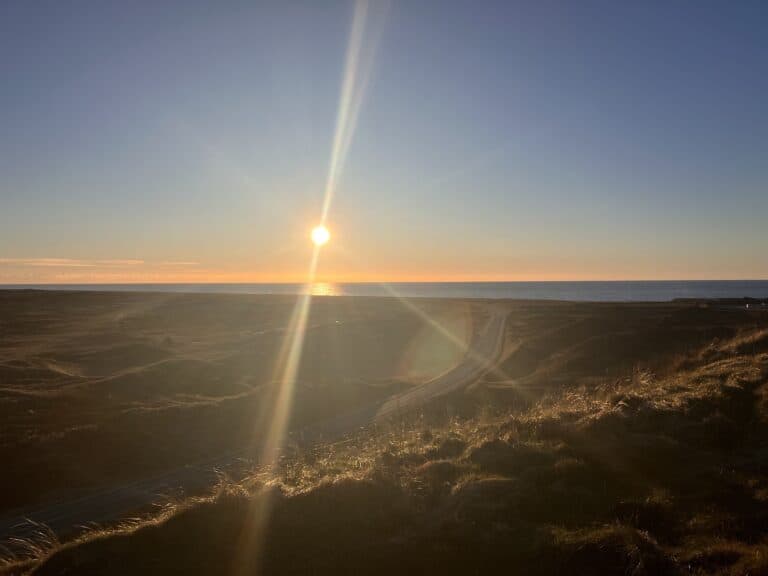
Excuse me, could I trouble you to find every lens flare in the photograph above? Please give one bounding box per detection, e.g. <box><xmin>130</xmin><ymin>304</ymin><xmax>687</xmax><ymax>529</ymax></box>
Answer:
<box><xmin>233</xmin><ymin>2</ymin><xmax>387</xmax><ymax>573</ymax></box>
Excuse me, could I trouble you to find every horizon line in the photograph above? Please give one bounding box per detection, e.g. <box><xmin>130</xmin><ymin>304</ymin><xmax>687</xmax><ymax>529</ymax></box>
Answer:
<box><xmin>2</xmin><ymin>278</ymin><xmax>768</xmax><ymax>286</ymax></box>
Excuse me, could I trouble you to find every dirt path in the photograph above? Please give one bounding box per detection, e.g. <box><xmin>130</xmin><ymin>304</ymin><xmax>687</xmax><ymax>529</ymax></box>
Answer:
<box><xmin>375</xmin><ymin>307</ymin><xmax>507</xmax><ymax>420</ymax></box>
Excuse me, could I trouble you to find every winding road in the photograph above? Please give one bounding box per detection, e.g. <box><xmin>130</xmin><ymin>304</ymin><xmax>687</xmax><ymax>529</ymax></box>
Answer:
<box><xmin>375</xmin><ymin>307</ymin><xmax>507</xmax><ymax>420</ymax></box>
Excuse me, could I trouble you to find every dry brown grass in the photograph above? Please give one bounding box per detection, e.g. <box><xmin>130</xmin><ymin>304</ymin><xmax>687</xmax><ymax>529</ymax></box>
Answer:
<box><xmin>3</xmin><ymin>298</ymin><xmax>768</xmax><ymax>575</ymax></box>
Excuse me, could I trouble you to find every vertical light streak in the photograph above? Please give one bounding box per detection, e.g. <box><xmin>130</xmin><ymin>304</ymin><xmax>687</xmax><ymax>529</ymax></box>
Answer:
<box><xmin>234</xmin><ymin>2</ymin><xmax>385</xmax><ymax>573</ymax></box>
<box><xmin>320</xmin><ymin>0</ymin><xmax>383</xmax><ymax>223</ymax></box>
<box><xmin>233</xmin><ymin>246</ymin><xmax>320</xmax><ymax>576</ymax></box>
<box><xmin>260</xmin><ymin>246</ymin><xmax>320</xmax><ymax>467</ymax></box>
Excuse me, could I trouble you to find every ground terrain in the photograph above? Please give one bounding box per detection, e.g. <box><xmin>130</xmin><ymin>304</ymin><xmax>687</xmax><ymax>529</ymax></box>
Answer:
<box><xmin>0</xmin><ymin>291</ymin><xmax>472</xmax><ymax>515</ymax></box>
<box><xmin>2</xmin><ymin>291</ymin><xmax>768</xmax><ymax>575</ymax></box>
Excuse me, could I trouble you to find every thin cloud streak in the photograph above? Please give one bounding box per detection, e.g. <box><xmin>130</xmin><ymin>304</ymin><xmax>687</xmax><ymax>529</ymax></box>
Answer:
<box><xmin>0</xmin><ymin>258</ymin><xmax>201</xmax><ymax>269</ymax></box>
<box><xmin>0</xmin><ymin>258</ymin><xmax>98</xmax><ymax>268</ymax></box>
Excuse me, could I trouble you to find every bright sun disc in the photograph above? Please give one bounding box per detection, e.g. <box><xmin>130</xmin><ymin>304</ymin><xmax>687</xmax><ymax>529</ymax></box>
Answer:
<box><xmin>311</xmin><ymin>225</ymin><xmax>330</xmax><ymax>246</ymax></box>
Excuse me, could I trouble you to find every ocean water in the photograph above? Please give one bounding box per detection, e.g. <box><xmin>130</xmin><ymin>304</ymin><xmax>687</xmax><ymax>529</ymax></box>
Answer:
<box><xmin>3</xmin><ymin>281</ymin><xmax>768</xmax><ymax>302</ymax></box>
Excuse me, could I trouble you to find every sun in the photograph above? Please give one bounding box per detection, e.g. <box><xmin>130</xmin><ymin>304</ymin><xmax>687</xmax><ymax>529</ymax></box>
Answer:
<box><xmin>311</xmin><ymin>225</ymin><xmax>330</xmax><ymax>246</ymax></box>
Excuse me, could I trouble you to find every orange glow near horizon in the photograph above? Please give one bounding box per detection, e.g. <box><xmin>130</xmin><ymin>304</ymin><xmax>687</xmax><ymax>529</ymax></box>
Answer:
<box><xmin>4</xmin><ymin>269</ymin><xmax>768</xmax><ymax>284</ymax></box>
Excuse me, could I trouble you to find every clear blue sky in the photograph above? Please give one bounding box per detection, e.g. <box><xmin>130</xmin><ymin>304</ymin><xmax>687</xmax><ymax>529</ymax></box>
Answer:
<box><xmin>1</xmin><ymin>0</ymin><xmax>766</xmax><ymax>282</ymax></box>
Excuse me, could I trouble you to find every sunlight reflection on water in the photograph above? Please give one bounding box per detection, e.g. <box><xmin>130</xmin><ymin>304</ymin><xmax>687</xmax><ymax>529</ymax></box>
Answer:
<box><xmin>309</xmin><ymin>282</ymin><xmax>338</xmax><ymax>296</ymax></box>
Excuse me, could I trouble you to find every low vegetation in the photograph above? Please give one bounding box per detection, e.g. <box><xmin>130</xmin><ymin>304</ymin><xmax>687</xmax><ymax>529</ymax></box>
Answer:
<box><xmin>4</xmin><ymin>303</ymin><xmax>768</xmax><ymax>575</ymax></box>
<box><xmin>0</xmin><ymin>291</ymin><xmax>467</xmax><ymax>512</ymax></box>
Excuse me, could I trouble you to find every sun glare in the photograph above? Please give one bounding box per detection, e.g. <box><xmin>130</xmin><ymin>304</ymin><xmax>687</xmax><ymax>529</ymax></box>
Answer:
<box><xmin>311</xmin><ymin>225</ymin><xmax>330</xmax><ymax>246</ymax></box>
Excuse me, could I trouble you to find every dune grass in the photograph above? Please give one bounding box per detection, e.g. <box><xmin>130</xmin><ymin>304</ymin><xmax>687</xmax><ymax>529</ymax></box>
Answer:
<box><xmin>4</xmin><ymin>316</ymin><xmax>768</xmax><ymax>575</ymax></box>
<box><xmin>2</xmin><ymin>297</ymin><xmax>768</xmax><ymax>575</ymax></box>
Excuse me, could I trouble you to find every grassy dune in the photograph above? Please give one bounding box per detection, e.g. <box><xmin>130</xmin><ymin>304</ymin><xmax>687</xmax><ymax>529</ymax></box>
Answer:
<box><xmin>0</xmin><ymin>291</ymin><xmax>471</xmax><ymax>514</ymax></box>
<box><xmin>2</xmin><ymin>294</ymin><xmax>768</xmax><ymax>574</ymax></box>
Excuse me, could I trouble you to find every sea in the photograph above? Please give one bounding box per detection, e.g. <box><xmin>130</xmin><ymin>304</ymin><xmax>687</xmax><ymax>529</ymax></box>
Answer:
<box><xmin>2</xmin><ymin>281</ymin><xmax>768</xmax><ymax>302</ymax></box>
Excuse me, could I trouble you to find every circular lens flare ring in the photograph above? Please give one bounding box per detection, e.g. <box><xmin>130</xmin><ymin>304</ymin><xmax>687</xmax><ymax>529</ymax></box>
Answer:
<box><xmin>311</xmin><ymin>225</ymin><xmax>330</xmax><ymax>246</ymax></box>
